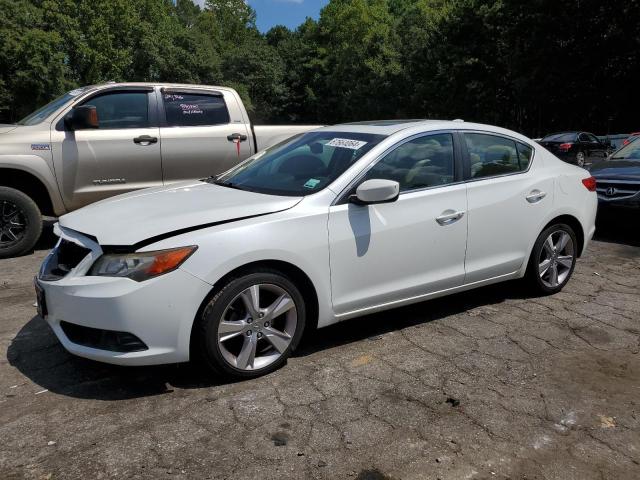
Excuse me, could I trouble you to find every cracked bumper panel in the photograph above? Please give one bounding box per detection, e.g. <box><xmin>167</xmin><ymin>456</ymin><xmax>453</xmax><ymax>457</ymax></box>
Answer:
<box><xmin>38</xmin><ymin>268</ymin><xmax>212</xmax><ymax>366</ymax></box>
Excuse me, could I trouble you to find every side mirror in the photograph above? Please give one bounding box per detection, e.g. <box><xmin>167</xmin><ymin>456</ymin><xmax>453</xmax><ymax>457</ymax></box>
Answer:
<box><xmin>350</xmin><ymin>179</ymin><xmax>400</xmax><ymax>205</ymax></box>
<box><xmin>64</xmin><ymin>105</ymin><xmax>99</xmax><ymax>130</ymax></box>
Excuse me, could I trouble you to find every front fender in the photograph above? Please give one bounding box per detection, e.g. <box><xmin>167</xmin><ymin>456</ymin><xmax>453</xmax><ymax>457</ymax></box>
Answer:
<box><xmin>0</xmin><ymin>155</ymin><xmax>66</xmax><ymax>215</ymax></box>
<box><xmin>147</xmin><ymin>211</ymin><xmax>335</xmax><ymax>329</ymax></box>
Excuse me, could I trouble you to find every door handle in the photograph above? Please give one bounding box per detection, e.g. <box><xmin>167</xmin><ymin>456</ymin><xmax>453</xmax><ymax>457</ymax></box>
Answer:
<box><xmin>526</xmin><ymin>190</ymin><xmax>547</xmax><ymax>203</ymax></box>
<box><xmin>227</xmin><ymin>133</ymin><xmax>248</xmax><ymax>142</ymax></box>
<box><xmin>133</xmin><ymin>135</ymin><xmax>158</xmax><ymax>145</ymax></box>
<box><xmin>436</xmin><ymin>210</ymin><xmax>465</xmax><ymax>226</ymax></box>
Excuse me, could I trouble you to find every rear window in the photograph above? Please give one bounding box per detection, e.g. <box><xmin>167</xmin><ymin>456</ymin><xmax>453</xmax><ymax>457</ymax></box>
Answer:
<box><xmin>163</xmin><ymin>92</ymin><xmax>230</xmax><ymax>127</ymax></box>
<box><xmin>542</xmin><ymin>133</ymin><xmax>577</xmax><ymax>142</ymax></box>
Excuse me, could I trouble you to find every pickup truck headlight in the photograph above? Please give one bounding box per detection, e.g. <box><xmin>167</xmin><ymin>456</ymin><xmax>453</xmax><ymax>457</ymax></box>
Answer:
<box><xmin>88</xmin><ymin>246</ymin><xmax>197</xmax><ymax>281</ymax></box>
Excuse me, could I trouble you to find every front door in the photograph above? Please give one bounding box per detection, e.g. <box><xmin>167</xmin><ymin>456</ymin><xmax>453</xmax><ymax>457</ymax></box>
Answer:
<box><xmin>51</xmin><ymin>89</ymin><xmax>162</xmax><ymax>210</ymax></box>
<box><xmin>158</xmin><ymin>89</ymin><xmax>252</xmax><ymax>183</ymax></box>
<box><xmin>328</xmin><ymin>132</ymin><xmax>468</xmax><ymax>316</ymax></box>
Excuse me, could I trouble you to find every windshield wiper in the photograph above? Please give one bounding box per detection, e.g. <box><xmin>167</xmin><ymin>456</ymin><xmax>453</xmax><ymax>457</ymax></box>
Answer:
<box><xmin>210</xmin><ymin>179</ymin><xmax>247</xmax><ymax>191</ymax></box>
<box><xmin>610</xmin><ymin>156</ymin><xmax>626</xmax><ymax>160</ymax></box>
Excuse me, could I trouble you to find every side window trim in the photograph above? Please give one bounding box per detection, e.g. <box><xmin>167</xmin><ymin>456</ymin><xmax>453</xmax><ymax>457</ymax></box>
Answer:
<box><xmin>159</xmin><ymin>88</ymin><xmax>230</xmax><ymax>128</ymax></box>
<box><xmin>333</xmin><ymin>129</ymin><xmax>463</xmax><ymax>205</ymax></box>
<box><xmin>57</xmin><ymin>88</ymin><xmax>156</xmax><ymax>131</ymax></box>
<box><xmin>458</xmin><ymin>130</ymin><xmax>536</xmax><ymax>182</ymax></box>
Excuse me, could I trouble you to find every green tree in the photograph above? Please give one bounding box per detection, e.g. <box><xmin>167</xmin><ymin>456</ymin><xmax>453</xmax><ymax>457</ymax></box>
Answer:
<box><xmin>0</xmin><ymin>0</ymin><xmax>71</xmax><ymax>121</ymax></box>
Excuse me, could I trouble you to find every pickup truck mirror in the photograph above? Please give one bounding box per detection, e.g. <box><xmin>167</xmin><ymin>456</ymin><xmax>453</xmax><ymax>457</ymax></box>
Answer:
<box><xmin>64</xmin><ymin>105</ymin><xmax>99</xmax><ymax>131</ymax></box>
<box><xmin>350</xmin><ymin>179</ymin><xmax>400</xmax><ymax>205</ymax></box>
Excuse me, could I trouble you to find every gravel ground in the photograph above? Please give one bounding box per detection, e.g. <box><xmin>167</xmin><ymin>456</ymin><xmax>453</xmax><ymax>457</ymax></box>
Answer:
<box><xmin>1</xmin><ymin>212</ymin><xmax>639</xmax><ymax>480</ymax></box>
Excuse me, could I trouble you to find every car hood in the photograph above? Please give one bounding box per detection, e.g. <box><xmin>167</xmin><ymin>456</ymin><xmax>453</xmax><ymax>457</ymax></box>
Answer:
<box><xmin>0</xmin><ymin>124</ymin><xmax>18</xmax><ymax>134</ymax></box>
<box><xmin>590</xmin><ymin>160</ymin><xmax>640</xmax><ymax>181</ymax></box>
<box><xmin>59</xmin><ymin>181</ymin><xmax>303</xmax><ymax>246</ymax></box>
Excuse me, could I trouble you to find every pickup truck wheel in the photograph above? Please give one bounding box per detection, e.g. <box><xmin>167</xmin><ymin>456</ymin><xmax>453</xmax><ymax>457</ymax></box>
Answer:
<box><xmin>0</xmin><ymin>187</ymin><xmax>43</xmax><ymax>258</ymax></box>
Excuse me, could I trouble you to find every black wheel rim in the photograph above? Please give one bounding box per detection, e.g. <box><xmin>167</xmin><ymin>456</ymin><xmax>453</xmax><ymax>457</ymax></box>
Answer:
<box><xmin>0</xmin><ymin>200</ymin><xmax>28</xmax><ymax>249</ymax></box>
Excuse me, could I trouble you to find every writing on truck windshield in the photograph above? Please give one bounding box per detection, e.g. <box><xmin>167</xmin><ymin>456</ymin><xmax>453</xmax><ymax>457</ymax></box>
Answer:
<box><xmin>213</xmin><ymin>131</ymin><xmax>387</xmax><ymax>196</ymax></box>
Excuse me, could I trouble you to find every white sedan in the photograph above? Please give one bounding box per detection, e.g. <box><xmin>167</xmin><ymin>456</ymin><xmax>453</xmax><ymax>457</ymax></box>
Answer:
<box><xmin>36</xmin><ymin>120</ymin><xmax>597</xmax><ymax>379</ymax></box>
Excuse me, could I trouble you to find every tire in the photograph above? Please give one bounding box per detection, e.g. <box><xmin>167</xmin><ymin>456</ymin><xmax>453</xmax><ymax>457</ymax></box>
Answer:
<box><xmin>575</xmin><ymin>151</ymin><xmax>586</xmax><ymax>167</ymax></box>
<box><xmin>525</xmin><ymin>223</ymin><xmax>577</xmax><ymax>295</ymax></box>
<box><xmin>0</xmin><ymin>187</ymin><xmax>42</xmax><ymax>259</ymax></box>
<box><xmin>195</xmin><ymin>268</ymin><xmax>306</xmax><ymax>379</ymax></box>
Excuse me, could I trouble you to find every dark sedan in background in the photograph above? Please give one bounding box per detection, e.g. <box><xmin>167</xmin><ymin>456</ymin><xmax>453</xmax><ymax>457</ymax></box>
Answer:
<box><xmin>539</xmin><ymin>131</ymin><xmax>611</xmax><ymax>167</ymax></box>
<box><xmin>590</xmin><ymin>137</ymin><xmax>640</xmax><ymax>209</ymax></box>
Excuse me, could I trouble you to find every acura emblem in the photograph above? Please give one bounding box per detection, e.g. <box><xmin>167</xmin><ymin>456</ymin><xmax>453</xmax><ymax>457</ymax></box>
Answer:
<box><xmin>606</xmin><ymin>187</ymin><xmax>616</xmax><ymax>196</ymax></box>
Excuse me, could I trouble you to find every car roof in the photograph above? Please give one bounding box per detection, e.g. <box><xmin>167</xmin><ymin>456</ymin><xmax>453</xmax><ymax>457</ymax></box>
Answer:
<box><xmin>316</xmin><ymin>119</ymin><xmax>533</xmax><ymax>143</ymax></box>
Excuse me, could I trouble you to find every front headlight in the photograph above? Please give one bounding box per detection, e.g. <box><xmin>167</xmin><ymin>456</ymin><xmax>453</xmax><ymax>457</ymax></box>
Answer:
<box><xmin>87</xmin><ymin>246</ymin><xmax>197</xmax><ymax>281</ymax></box>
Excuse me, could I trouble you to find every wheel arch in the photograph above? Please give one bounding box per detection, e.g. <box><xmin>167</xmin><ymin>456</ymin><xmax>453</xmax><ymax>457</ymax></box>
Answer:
<box><xmin>541</xmin><ymin>214</ymin><xmax>585</xmax><ymax>257</ymax></box>
<box><xmin>0</xmin><ymin>167</ymin><xmax>57</xmax><ymax>216</ymax></box>
<box><xmin>189</xmin><ymin>259</ymin><xmax>320</xmax><ymax>356</ymax></box>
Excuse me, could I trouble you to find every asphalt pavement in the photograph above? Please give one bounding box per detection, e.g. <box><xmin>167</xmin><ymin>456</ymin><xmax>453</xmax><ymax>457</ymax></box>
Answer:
<box><xmin>1</xmin><ymin>209</ymin><xmax>639</xmax><ymax>480</ymax></box>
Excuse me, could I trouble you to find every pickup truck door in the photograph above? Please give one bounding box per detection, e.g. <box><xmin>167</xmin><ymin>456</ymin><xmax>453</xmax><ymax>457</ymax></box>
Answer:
<box><xmin>158</xmin><ymin>88</ymin><xmax>253</xmax><ymax>183</ymax></box>
<box><xmin>50</xmin><ymin>88</ymin><xmax>162</xmax><ymax>211</ymax></box>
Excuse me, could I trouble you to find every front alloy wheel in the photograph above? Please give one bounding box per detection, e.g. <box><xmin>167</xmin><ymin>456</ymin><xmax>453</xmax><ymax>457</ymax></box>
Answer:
<box><xmin>218</xmin><ymin>284</ymin><xmax>297</xmax><ymax>370</ymax></box>
<box><xmin>0</xmin><ymin>187</ymin><xmax>42</xmax><ymax>259</ymax></box>
<box><xmin>196</xmin><ymin>269</ymin><xmax>306</xmax><ymax>379</ymax></box>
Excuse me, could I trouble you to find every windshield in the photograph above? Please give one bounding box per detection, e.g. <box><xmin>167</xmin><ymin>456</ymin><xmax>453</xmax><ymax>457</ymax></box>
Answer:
<box><xmin>214</xmin><ymin>131</ymin><xmax>387</xmax><ymax>196</ymax></box>
<box><xmin>611</xmin><ymin>137</ymin><xmax>640</xmax><ymax>160</ymax></box>
<box><xmin>542</xmin><ymin>133</ymin><xmax>577</xmax><ymax>142</ymax></box>
<box><xmin>17</xmin><ymin>87</ymin><xmax>90</xmax><ymax>126</ymax></box>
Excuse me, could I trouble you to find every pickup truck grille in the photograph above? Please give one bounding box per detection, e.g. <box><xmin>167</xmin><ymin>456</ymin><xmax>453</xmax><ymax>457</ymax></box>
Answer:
<box><xmin>39</xmin><ymin>239</ymin><xmax>92</xmax><ymax>281</ymax></box>
<box><xmin>596</xmin><ymin>180</ymin><xmax>640</xmax><ymax>200</ymax></box>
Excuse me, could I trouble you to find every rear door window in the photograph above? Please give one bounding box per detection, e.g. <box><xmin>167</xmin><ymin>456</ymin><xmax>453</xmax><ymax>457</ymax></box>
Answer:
<box><xmin>162</xmin><ymin>92</ymin><xmax>230</xmax><ymax>127</ymax></box>
<box><xmin>465</xmin><ymin>133</ymin><xmax>518</xmax><ymax>178</ymax></box>
<box><xmin>516</xmin><ymin>142</ymin><xmax>533</xmax><ymax>170</ymax></box>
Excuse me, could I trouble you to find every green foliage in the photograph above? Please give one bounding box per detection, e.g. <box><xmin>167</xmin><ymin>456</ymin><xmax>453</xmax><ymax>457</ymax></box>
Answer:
<box><xmin>0</xmin><ymin>0</ymin><xmax>638</xmax><ymax>135</ymax></box>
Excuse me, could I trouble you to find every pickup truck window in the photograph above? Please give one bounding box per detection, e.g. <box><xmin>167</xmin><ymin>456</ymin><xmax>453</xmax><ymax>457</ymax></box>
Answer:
<box><xmin>214</xmin><ymin>131</ymin><xmax>386</xmax><ymax>196</ymax></box>
<box><xmin>163</xmin><ymin>93</ymin><xmax>230</xmax><ymax>127</ymax></box>
<box><xmin>84</xmin><ymin>92</ymin><xmax>149</xmax><ymax>129</ymax></box>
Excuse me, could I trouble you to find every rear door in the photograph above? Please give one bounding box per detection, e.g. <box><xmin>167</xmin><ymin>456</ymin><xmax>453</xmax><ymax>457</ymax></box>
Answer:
<box><xmin>51</xmin><ymin>88</ymin><xmax>162</xmax><ymax>210</ymax></box>
<box><xmin>462</xmin><ymin>132</ymin><xmax>552</xmax><ymax>283</ymax></box>
<box><xmin>158</xmin><ymin>88</ymin><xmax>252</xmax><ymax>184</ymax></box>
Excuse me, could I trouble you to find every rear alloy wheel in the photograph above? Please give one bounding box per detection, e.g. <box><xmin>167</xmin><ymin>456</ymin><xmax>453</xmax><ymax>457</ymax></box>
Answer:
<box><xmin>526</xmin><ymin>223</ymin><xmax>577</xmax><ymax>294</ymax></box>
<box><xmin>0</xmin><ymin>187</ymin><xmax>42</xmax><ymax>259</ymax></box>
<box><xmin>575</xmin><ymin>151</ymin><xmax>586</xmax><ymax>167</ymax></box>
<box><xmin>196</xmin><ymin>270</ymin><xmax>306</xmax><ymax>379</ymax></box>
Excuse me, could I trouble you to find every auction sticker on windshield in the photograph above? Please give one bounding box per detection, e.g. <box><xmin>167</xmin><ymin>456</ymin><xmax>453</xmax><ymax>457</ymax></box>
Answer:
<box><xmin>326</xmin><ymin>138</ymin><xmax>368</xmax><ymax>150</ymax></box>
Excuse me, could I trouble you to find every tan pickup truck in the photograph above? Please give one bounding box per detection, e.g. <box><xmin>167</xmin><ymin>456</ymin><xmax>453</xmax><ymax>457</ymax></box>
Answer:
<box><xmin>0</xmin><ymin>83</ymin><xmax>320</xmax><ymax>257</ymax></box>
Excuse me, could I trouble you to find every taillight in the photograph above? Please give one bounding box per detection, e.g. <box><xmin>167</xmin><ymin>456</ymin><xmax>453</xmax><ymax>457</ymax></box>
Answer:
<box><xmin>559</xmin><ymin>143</ymin><xmax>573</xmax><ymax>152</ymax></box>
<box><xmin>622</xmin><ymin>139</ymin><xmax>630</xmax><ymax>146</ymax></box>
<box><xmin>582</xmin><ymin>176</ymin><xmax>596</xmax><ymax>192</ymax></box>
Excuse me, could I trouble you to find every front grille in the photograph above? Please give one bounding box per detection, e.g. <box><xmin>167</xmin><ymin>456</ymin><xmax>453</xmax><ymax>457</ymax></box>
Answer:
<box><xmin>596</xmin><ymin>180</ymin><xmax>640</xmax><ymax>200</ymax></box>
<box><xmin>40</xmin><ymin>239</ymin><xmax>91</xmax><ymax>281</ymax></box>
<box><xmin>60</xmin><ymin>321</ymin><xmax>148</xmax><ymax>353</ymax></box>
